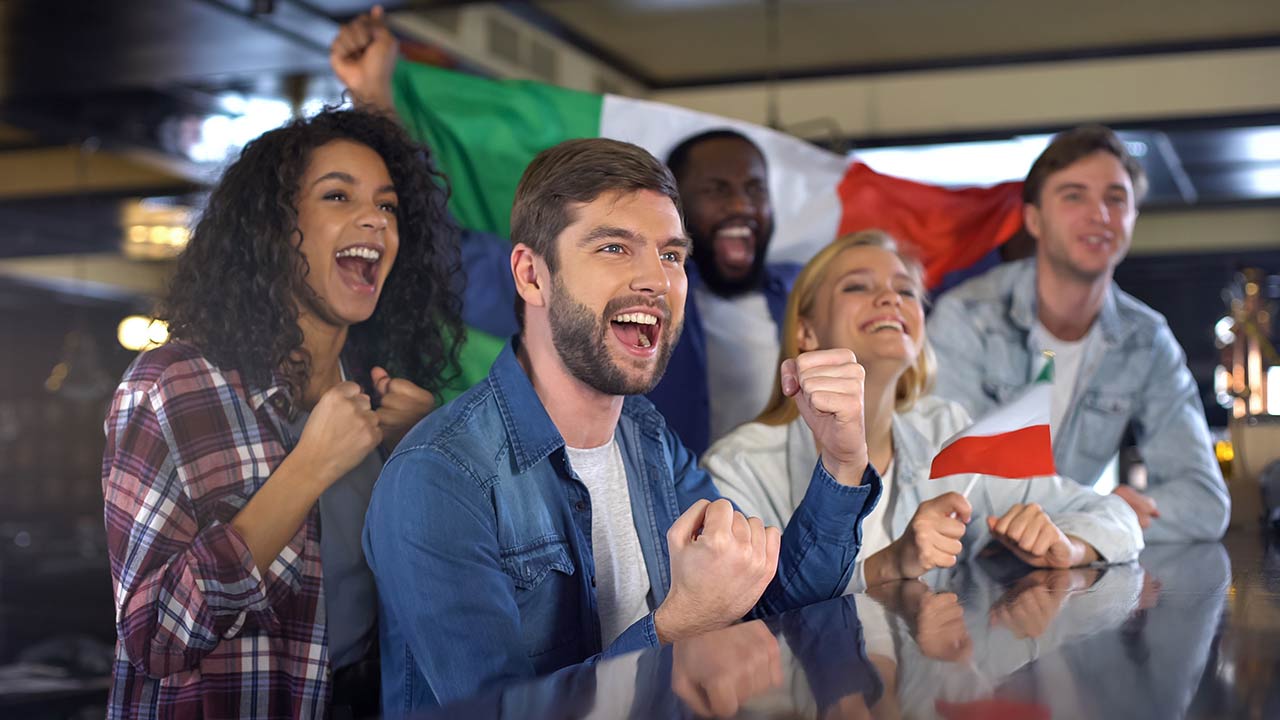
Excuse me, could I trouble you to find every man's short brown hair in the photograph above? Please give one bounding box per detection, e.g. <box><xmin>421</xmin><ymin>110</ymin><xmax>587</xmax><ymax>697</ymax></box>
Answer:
<box><xmin>509</xmin><ymin>138</ymin><xmax>682</xmax><ymax>325</ymax></box>
<box><xmin>1023</xmin><ymin>124</ymin><xmax>1148</xmax><ymax>206</ymax></box>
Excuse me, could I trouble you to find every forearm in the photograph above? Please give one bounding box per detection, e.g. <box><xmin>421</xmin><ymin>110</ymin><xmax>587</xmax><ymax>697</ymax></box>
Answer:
<box><xmin>1142</xmin><ymin>479</ymin><xmax>1230</xmax><ymax>542</ymax></box>
<box><xmin>757</xmin><ymin>464</ymin><xmax>881</xmax><ymax>614</ymax></box>
<box><xmin>1065</xmin><ymin>535</ymin><xmax>1099</xmax><ymax>565</ymax></box>
<box><xmin>111</xmin><ymin>519</ymin><xmax>272</xmax><ymax>678</ymax></box>
<box><xmin>230</xmin><ymin>450</ymin><xmax>331</xmax><ymax>575</ymax></box>
<box><xmin>352</xmin><ymin>85</ymin><xmax>397</xmax><ymax>118</ymax></box>
<box><xmin>861</xmin><ymin>544</ymin><xmax>902</xmax><ymax>586</ymax></box>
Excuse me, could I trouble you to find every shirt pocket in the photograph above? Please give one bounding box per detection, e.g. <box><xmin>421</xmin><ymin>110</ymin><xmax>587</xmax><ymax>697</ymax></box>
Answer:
<box><xmin>1073</xmin><ymin>391</ymin><xmax>1135</xmax><ymax>462</ymax></box>
<box><xmin>500</xmin><ymin>536</ymin><xmax>576</xmax><ymax>589</ymax></box>
<box><xmin>499</xmin><ymin>536</ymin><xmax>581</xmax><ymax>659</ymax></box>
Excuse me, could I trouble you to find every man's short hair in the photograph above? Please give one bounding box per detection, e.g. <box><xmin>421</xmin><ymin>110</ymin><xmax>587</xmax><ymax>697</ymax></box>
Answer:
<box><xmin>665</xmin><ymin>129</ymin><xmax>766</xmax><ymax>185</ymax></box>
<box><xmin>1022</xmin><ymin>124</ymin><xmax>1149</xmax><ymax>206</ymax></box>
<box><xmin>510</xmin><ymin>137</ymin><xmax>682</xmax><ymax>325</ymax></box>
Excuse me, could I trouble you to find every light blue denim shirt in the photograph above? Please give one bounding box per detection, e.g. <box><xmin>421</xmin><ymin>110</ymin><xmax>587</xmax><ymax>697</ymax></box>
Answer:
<box><xmin>927</xmin><ymin>258</ymin><xmax>1229</xmax><ymax>543</ymax></box>
<box><xmin>363</xmin><ymin>339</ymin><xmax>881</xmax><ymax>715</ymax></box>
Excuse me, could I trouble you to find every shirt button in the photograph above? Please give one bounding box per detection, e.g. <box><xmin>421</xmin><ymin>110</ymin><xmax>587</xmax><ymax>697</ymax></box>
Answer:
<box><xmin>575</xmin><ymin>500</ymin><xmax>586</xmax><ymax>512</ymax></box>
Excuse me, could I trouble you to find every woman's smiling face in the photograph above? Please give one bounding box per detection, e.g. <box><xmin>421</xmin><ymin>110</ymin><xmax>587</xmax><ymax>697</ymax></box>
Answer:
<box><xmin>294</xmin><ymin>139</ymin><xmax>400</xmax><ymax>327</ymax></box>
<box><xmin>798</xmin><ymin>244</ymin><xmax>926</xmax><ymax>376</ymax></box>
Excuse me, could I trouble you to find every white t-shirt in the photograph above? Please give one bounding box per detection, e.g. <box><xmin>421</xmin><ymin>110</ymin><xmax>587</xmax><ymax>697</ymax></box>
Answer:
<box><xmin>1032</xmin><ymin>320</ymin><xmax>1100</xmax><ymax>440</ymax></box>
<box><xmin>564</xmin><ymin>438</ymin><xmax>651</xmax><ymax>647</ymax></box>
<box><xmin>695</xmin><ymin>286</ymin><xmax>780</xmax><ymax>444</ymax></box>
<box><xmin>860</xmin><ymin>459</ymin><xmax>897</xmax><ymax>558</ymax></box>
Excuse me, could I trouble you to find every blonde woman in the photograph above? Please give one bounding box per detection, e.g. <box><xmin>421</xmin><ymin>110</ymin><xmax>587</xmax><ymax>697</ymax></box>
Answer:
<box><xmin>703</xmin><ymin>230</ymin><xmax>1142</xmax><ymax>590</ymax></box>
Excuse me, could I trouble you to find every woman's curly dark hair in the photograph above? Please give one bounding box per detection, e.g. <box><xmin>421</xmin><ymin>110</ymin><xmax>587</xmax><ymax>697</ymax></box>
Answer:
<box><xmin>161</xmin><ymin>107</ymin><xmax>463</xmax><ymax>407</ymax></box>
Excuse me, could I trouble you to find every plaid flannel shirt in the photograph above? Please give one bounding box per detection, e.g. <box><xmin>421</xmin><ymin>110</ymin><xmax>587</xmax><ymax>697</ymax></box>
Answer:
<box><xmin>102</xmin><ymin>341</ymin><xmax>331</xmax><ymax>719</ymax></box>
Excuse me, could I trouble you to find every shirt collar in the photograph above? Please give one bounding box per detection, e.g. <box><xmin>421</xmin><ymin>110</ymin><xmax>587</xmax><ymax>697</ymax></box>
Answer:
<box><xmin>247</xmin><ymin>372</ymin><xmax>289</xmax><ymax>413</ymax></box>
<box><xmin>488</xmin><ymin>338</ymin><xmax>567</xmax><ymax>474</ymax></box>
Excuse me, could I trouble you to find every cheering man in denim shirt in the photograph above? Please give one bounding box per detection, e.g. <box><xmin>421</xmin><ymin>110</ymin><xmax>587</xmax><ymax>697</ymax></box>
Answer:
<box><xmin>928</xmin><ymin>125</ymin><xmax>1229</xmax><ymax>542</ymax></box>
<box><xmin>363</xmin><ymin>138</ymin><xmax>881</xmax><ymax>714</ymax></box>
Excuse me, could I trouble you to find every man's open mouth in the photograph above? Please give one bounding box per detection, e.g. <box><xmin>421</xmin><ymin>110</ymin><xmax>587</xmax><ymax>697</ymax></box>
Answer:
<box><xmin>610</xmin><ymin>311</ymin><xmax>661</xmax><ymax>350</ymax></box>
<box><xmin>713</xmin><ymin>224</ymin><xmax>756</xmax><ymax>274</ymax></box>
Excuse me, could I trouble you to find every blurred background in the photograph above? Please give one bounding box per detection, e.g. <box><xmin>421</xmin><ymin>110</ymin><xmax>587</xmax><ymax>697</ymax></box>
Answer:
<box><xmin>0</xmin><ymin>1</ymin><xmax>1276</xmax><ymax>716</ymax></box>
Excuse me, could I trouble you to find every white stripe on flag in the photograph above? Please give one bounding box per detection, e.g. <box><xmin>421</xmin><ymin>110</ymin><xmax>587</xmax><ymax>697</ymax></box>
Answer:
<box><xmin>600</xmin><ymin>94</ymin><xmax>847</xmax><ymax>265</ymax></box>
<box><xmin>939</xmin><ymin>382</ymin><xmax>1052</xmax><ymax>450</ymax></box>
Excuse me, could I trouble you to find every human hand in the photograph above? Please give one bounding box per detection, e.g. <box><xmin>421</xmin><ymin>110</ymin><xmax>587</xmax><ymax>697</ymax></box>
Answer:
<box><xmin>330</xmin><ymin>5</ymin><xmax>398</xmax><ymax>111</ymax></box>
<box><xmin>988</xmin><ymin>568</ymin><xmax>1094</xmax><ymax>639</ymax></box>
<box><xmin>879</xmin><ymin>492</ymin><xmax>971</xmax><ymax>582</ymax></box>
<box><xmin>1112</xmin><ymin>485</ymin><xmax>1160</xmax><ymax>529</ymax></box>
<box><xmin>671</xmin><ymin>619</ymin><xmax>782</xmax><ymax>718</ymax></box>
<box><xmin>900</xmin><ymin>583</ymin><xmax>973</xmax><ymax>662</ymax></box>
<box><xmin>986</xmin><ymin>503</ymin><xmax>1094</xmax><ymax>568</ymax></box>
<box><xmin>371</xmin><ymin>366</ymin><xmax>435</xmax><ymax>450</ymax></box>
<box><xmin>295</xmin><ymin>381</ymin><xmax>382</xmax><ymax>487</ymax></box>
<box><xmin>781</xmin><ymin>349</ymin><xmax>868</xmax><ymax>486</ymax></box>
<box><xmin>656</xmin><ymin>499</ymin><xmax>781</xmax><ymax>643</ymax></box>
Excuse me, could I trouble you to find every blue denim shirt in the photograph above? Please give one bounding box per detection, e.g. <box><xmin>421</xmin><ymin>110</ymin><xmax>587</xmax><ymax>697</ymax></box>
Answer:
<box><xmin>363</xmin><ymin>339</ymin><xmax>881</xmax><ymax>714</ymax></box>
<box><xmin>926</xmin><ymin>258</ymin><xmax>1229</xmax><ymax>542</ymax></box>
<box><xmin>459</xmin><ymin>229</ymin><xmax>800</xmax><ymax>455</ymax></box>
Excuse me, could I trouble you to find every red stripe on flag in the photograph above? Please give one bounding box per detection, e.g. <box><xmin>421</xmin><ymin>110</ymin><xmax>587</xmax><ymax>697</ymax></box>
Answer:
<box><xmin>935</xmin><ymin>698</ymin><xmax>1051</xmax><ymax>720</ymax></box>
<box><xmin>929</xmin><ymin>425</ymin><xmax>1055</xmax><ymax>479</ymax></box>
<box><xmin>836</xmin><ymin>162</ymin><xmax>1025</xmax><ymax>289</ymax></box>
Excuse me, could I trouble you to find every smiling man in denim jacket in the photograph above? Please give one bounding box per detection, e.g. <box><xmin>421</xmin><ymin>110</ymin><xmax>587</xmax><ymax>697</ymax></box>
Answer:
<box><xmin>927</xmin><ymin>125</ymin><xmax>1229</xmax><ymax>543</ymax></box>
<box><xmin>362</xmin><ymin>138</ymin><xmax>881</xmax><ymax>714</ymax></box>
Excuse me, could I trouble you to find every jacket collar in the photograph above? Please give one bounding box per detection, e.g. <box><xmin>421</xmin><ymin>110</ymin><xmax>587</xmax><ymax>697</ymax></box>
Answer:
<box><xmin>1008</xmin><ymin>257</ymin><xmax>1129</xmax><ymax>344</ymax></box>
<box><xmin>487</xmin><ymin>338</ymin><xmax>568</xmax><ymax>474</ymax></box>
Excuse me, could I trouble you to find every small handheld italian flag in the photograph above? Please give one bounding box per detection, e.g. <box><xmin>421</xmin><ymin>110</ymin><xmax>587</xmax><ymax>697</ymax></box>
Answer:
<box><xmin>929</xmin><ymin>356</ymin><xmax>1057</xmax><ymax>488</ymax></box>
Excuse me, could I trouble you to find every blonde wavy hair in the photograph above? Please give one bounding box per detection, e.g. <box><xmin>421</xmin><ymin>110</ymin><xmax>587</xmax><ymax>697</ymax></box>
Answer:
<box><xmin>756</xmin><ymin>229</ymin><xmax>936</xmax><ymax>426</ymax></box>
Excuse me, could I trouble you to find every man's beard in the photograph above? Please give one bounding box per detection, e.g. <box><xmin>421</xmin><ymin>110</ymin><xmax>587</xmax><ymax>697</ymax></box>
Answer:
<box><xmin>548</xmin><ymin>275</ymin><xmax>680</xmax><ymax>396</ymax></box>
<box><xmin>1041</xmin><ymin>235</ymin><xmax>1117</xmax><ymax>285</ymax></box>
<box><xmin>691</xmin><ymin>221</ymin><xmax>773</xmax><ymax>298</ymax></box>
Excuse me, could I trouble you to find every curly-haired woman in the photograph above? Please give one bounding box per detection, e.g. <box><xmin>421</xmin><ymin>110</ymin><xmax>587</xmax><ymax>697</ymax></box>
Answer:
<box><xmin>101</xmin><ymin>107</ymin><xmax>462</xmax><ymax>719</ymax></box>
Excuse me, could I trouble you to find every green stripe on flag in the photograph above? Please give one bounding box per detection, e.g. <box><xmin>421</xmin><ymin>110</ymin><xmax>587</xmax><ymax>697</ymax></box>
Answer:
<box><xmin>437</xmin><ymin>325</ymin><xmax>506</xmax><ymax>404</ymax></box>
<box><xmin>392</xmin><ymin>60</ymin><xmax>603</xmax><ymax>239</ymax></box>
<box><xmin>1035</xmin><ymin>355</ymin><xmax>1055</xmax><ymax>384</ymax></box>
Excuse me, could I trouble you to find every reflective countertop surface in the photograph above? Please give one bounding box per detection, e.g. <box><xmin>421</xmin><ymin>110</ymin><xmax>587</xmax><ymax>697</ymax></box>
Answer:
<box><xmin>419</xmin><ymin>532</ymin><xmax>1280</xmax><ymax>719</ymax></box>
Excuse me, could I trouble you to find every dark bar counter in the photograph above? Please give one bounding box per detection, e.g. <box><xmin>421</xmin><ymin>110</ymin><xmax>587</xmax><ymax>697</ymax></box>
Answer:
<box><xmin>417</xmin><ymin>531</ymin><xmax>1279</xmax><ymax>719</ymax></box>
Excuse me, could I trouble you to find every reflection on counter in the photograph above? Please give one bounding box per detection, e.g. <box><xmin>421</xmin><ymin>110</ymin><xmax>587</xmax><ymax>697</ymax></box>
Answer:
<box><xmin>413</xmin><ymin>540</ymin><xmax>1272</xmax><ymax>719</ymax></box>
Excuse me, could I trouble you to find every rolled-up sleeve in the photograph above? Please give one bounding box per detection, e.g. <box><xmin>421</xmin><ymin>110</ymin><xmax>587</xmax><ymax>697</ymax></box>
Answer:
<box><xmin>103</xmin><ymin>382</ymin><xmax>272</xmax><ymax>679</ymax></box>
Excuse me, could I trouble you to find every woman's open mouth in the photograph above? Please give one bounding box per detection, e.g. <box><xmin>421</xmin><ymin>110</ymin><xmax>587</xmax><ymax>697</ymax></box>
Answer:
<box><xmin>334</xmin><ymin>244</ymin><xmax>383</xmax><ymax>294</ymax></box>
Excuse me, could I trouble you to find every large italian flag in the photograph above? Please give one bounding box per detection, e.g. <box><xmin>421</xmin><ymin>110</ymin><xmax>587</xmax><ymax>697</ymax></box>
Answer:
<box><xmin>929</xmin><ymin>361</ymin><xmax>1056</xmax><ymax>480</ymax></box>
<box><xmin>391</xmin><ymin>60</ymin><xmax>1025</xmax><ymax>289</ymax></box>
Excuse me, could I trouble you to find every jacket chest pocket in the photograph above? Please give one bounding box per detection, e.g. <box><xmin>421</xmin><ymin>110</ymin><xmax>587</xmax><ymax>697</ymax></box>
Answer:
<box><xmin>501</xmin><ymin>537</ymin><xmax>576</xmax><ymax>589</ymax></box>
<box><xmin>1073</xmin><ymin>391</ymin><xmax>1135</xmax><ymax>461</ymax></box>
<box><xmin>499</xmin><ymin>537</ymin><xmax>582</xmax><ymax>658</ymax></box>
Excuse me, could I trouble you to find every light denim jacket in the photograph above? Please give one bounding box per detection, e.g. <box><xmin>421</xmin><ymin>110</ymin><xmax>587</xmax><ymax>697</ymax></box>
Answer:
<box><xmin>363</xmin><ymin>339</ymin><xmax>881</xmax><ymax>715</ymax></box>
<box><xmin>926</xmin><ymin>258</ymin><xmax>1229</xmax><ymax>542</ymax></box>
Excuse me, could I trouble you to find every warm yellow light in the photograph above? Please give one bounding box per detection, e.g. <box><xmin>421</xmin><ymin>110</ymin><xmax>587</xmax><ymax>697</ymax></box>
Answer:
<box><xmin>118</xmin><ymin>315</ymin><xmax>169</xmax><ymax>351</ymax></box>
<box><xmin>147</xmin><ymin>320</ymin><xmax>170</xmax><ymax>345</ymax></box>
<box><xmin>128</xmin><ymin>225</ymin><xmax>148</xmax><ymax>244</ymax></box>
<box><xmin>1216</xmin><ymin>440</ymin><xmax>1235</xmax><ymax>464</ymax></box>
